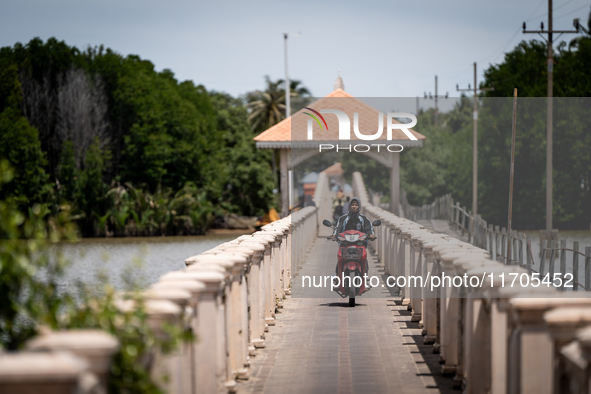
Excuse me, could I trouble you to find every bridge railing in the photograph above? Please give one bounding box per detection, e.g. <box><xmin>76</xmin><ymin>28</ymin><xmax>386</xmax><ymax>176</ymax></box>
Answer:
<box><xmin>354</xmin><ymin>171</ymin><xmax>591</xmax><ymax>394</ymax></box>
<box><xmin>0</xmin><ymin>199</ymin><xmax>322</xmax><ymax>394</ymax></box>
<box><xmin>402</xmin><ymin>191</ymin><xmax>591</xmax><ymax>292</ymax></box>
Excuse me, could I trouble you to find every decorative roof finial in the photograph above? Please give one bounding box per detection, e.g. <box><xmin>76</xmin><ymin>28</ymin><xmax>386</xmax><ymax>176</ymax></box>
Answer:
<box><xmin>334</xmin><ymin>70</ymin><xmax>344</xmax><ymax>90</ymax></box>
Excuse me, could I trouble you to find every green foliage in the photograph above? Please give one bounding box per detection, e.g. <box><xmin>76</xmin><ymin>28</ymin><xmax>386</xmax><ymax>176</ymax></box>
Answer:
<box><xmin>0</xmin><ymin>37</ymin><xmax>282</xmax><ymax>236</ymax></box>
<box><xmin>104</xmin><ymin>182</ymin><xmax>214</xmax><ymax>236</ymax></box>
<box><xmin>0</xmin><ymin>160</ymin><xmax>77</xmax><ymax>350</ymax></box>
<box><xmin>0</xmin><ymin>64</ymin><xmax>49</xmax><ymax>208</ymax></box>
<box><xmin>479</xmin><ymin>31</ymin><xmax>591</xmax><ymax>229</ymax></box>
<box><xmin>64</xmin><ymin>286</ymin><xmax>192</xmax><ymax>394</ymax></box>
<box><xmin>212</xmin><ymin>92</ymin><xmax>275</xmax><ymax>216</ymax></box>
<box><xmin>0</xmin><ymin>161</ymin><xmax>193</xmax><ymax>392</ymax></box>
<box><xmin>401</xmin><ymin>108</ymin><xmax>456</xmax><ymax>206</ymax></box>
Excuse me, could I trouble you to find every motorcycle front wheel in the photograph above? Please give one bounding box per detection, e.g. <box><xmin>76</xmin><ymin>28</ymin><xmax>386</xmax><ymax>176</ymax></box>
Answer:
<box><xmin>348</xmin><ymin>270</ymin><xmax>356</xmax><ymax>307</ymax></box>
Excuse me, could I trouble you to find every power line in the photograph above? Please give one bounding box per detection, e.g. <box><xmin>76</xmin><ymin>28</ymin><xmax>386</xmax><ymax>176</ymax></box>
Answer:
<box><xmin>476</xmin><ymin>0</ymin><xmax>554</xmax><ymax>67</ymax></box>
<box><xmin>526</xmin><ymin>0</ymin><xmax>550</xmax><ymax>21</ymax></box>
<box><xmin>554</xmin><ymin>2</ymin><xmax>591</xmax><ymax>20</ymax></box>
<box><xmin>525</xmin><ymin>0</ymin><xmax>590</xmax><ymax>21</ymax></box>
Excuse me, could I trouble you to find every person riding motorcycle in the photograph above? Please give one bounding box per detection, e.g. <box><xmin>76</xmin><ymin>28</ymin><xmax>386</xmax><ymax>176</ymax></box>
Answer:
<box><xmin>330</xmin><ymin>197</ymin><xmax>376</xmax><ymax>273</ymax></box>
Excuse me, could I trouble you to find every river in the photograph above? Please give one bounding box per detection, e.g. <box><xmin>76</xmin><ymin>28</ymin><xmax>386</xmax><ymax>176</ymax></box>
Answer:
<box><xmin>53</xmin><ymin>232</ymin><xmax>245</xmax><ymax>292</ymax></box>
<box><xmin>53</xmin><ymin>229</ymin><xmax>591</xmax><ymax>292</ymax></box>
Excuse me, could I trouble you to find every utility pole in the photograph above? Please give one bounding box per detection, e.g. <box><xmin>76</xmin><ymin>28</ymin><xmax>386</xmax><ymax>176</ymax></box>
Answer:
<box><xmin>283</xmin><ymin>33</ymin><xmax>292</xmax><ymax>213</ymax></box>
<box><xmin>424</xmin><ymin>75</ymin><xmax>448</xmax><ymax>125</ymax></box>
<box><xmin>283</xmin><ymin>33</ymin><xmax>290</xmax><ymax>118</ymax></box>
<box><xmin>523</xmin><ymin>0</ymin><xmax>579</xmax><ymax>234</ymax></box>
<box><xmin>456</xmin><ymin>62</ymin><xmax>494</xmax><ymax>217</ymax></box>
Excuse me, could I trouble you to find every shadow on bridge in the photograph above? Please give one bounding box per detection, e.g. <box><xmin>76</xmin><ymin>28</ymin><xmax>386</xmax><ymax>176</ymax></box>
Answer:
<box><xmin>390</xmin><ymin>299</ymin><xmax>456</xmax><ymax>392</ymax></box>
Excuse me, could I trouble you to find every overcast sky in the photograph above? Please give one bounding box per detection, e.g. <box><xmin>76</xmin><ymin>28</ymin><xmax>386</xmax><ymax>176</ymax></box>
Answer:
<box><xmin>2</xmin><ymin>0</ymin><xmax>590</xmax><ymax>108</ymax></box>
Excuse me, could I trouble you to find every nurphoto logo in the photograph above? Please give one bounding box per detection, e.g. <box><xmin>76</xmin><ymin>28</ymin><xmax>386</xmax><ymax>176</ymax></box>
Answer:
<box><xmin>304</xmin><ymin>108</ymin><xmax>418</xmax><ymax>152</ymax></box>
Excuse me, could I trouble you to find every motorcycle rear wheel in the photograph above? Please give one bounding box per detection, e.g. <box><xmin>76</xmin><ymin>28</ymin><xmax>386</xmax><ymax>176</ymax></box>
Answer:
<box><xmin>348</xmin><ymin>270</ymin><xmax>356</xmax><ymax>307</ymax></box>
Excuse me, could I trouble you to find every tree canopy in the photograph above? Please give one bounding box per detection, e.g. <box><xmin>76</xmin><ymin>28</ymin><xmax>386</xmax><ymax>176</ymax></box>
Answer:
<box><xmin>0</xmin><ymin>37</ymin><xmax>280</xmax><ymax>236</ymax></box>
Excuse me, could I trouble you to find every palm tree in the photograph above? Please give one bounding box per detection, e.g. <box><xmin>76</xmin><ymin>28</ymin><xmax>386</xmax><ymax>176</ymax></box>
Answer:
<box><xmin>246</xmin><ymin>76</ymin><xmax>312</xmax><ymax>132</ymax></box>
<box><xmin>246</xmin><ymin>76</ymin><xmax>286</xmax><ymax>132</ymax></box>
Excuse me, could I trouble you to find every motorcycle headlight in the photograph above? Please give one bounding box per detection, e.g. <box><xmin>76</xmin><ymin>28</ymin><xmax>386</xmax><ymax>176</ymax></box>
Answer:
<box><xmin>337</xmin><ymin>235</ymin><xmax>346</xmax><ymax>241</ymax></box>
<box><xmin>345</xmin><ymin>234</ymin><xmax>360</xmax><ymax>242</ymax></box>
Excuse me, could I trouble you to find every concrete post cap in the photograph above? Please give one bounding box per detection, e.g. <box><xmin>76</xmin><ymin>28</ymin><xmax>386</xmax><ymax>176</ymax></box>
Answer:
<box><xmin>466</xmin><ymin>264</ymin><xmax>523</xmax><ymax>277</ymax></box>
<box><xmin>260</xmin><ymin>228</ymin><xmax>283</xmax><ymax>235</ymax></box>
<box><xmin>250</xmin><ymin>233</ymin><xmax>276</xmax><ymax>240</ymax></box>
<box><xmin>415</xmin><ymin>233</ymin><xmax>447</xmax><ymax>241</ymax></box>
<box><xmin>159</xmin><ymin>272</ymin><xmax>207</xmax><ymax>288</ymax></box>
<box><xmin>405</xmin><ymin>229</ymin><xmax>432</xmax><ymax>237</ymax></box>
<box><xmin>144</xmin><ymin>299</ymin><xmax>182</xmax><ymax>317</ymax></box>
<box><xmin>432</xmin><ymin>242</ymin><xmax>467</xmax><ymax>253</ymax></box>
<box><xmin>452</xmin><ymin>256</ymin><xmax>495</xmax><ymax>269</ymax></box>
<box><xmin>184</xmin><ymin>263</ymin><xmax>227</xmax><ymax>274</ymax></box>
<box><xmin>440</xmin><ymin>250</ymin><xmax>490</xmax><ymax>262</ymax></box>
<box><xmin>261</xmin><ymin>223</ymin><xmax>282</xmax><ymax>230</ymax></box>
<box><xmin>508</xmin><ymin>296</ymin><xmax>591</xmax><ymax>312</ymax></box>
<box><xmin>241</xmin><ymin>237</ymin><xmax>272</xmax><ymax>247</ymax></box>
<box><xmin>422</xmin><ymin>239</ymin><xmax>456</xmax><ymax>248</ymax></box>
<box><xmin>113</xmin><ymin>298</ymin><xmax>181</xmax><ymax>317</ymax></box>
<box><xmin>264</xmin><ymin>222</ymin><xmax>289</xmax><ymax>230</ymax></box>
<box><xmin>544</xmin><ymin>307</ymin><xmax>591</xmax><ymax>327</ymax></box>
<box><xmin>220</xmin><ymin>246</ymin><xmax>254</xmax><ymax>255</ymax></box>
<box><xmin>178</xmin><ymin>270</ymin><xmax>225</xmax><ymax>284</ymax></box>
<box><xmin>26</xmin><ymin>329</ymin><xmax>119</xmax><ymax>355</ymax></box>
<box><xmin>143</xmin><ymin>288</ymin><xmax>192</xmax><ymax>306</ymax></box>
<box><xmin>0</xmin><ymin>351</ymin><xmax>87</xmax><ymax>382</ymax></box>
<box><xmin>185</xmin><ymin>254</ymin><xmax>243</xmax><ymax>267</ymax></box>
<box><xmin>150</xmin><ymin>280</ymin><xmax>209</xmax><ymax>295</ymax></box>
<box><xmin>418</xmin><ymin>238</ymin><xmax>451</xmax><ymax>247</ymax></box>
<box><xmin>238</xmin><ymin>242</ymin><xmax>265</xmax><ymax>252</ymax></box>
<box><xmin>215</xmin><ymin>252</ymin><xmax>249</xmax><ymax>265</ymax></box>
<box><xmin>399</xmin><ymin>224</ymin><xmax>424</xmax><ymax>230</ymax></box>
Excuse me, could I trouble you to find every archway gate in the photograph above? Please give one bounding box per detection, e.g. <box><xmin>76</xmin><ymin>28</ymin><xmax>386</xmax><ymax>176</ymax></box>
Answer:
<box><xmin>254</xmin><ymin>86</ymin><xmax>425</xmax><ymax>216</ymax></box>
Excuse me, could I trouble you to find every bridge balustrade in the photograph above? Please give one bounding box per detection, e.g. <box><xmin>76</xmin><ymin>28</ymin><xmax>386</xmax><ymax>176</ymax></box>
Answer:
<box><xmin>0</xmin><ymin>180</ymin><xmax>324</xmax><ymax>394</ymax></box>
<box><xmin>353</xmin><ymin>171</ymin><xmax>591</xmax><ymax>393</ymax></box>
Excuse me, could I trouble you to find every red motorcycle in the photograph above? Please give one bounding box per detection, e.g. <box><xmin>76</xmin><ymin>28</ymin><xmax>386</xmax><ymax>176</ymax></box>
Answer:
<box><xmin>323</xmin><ymin>219</ymin><xmax>381</xmax><ymax>307</ymax></box>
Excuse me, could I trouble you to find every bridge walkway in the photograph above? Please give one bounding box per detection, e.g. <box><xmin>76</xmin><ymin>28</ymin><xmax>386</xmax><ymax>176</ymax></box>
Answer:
<box><xmin>238</xmin><ymin>234</ymin><xmax>455</xmax><ymax>394</ymax></box>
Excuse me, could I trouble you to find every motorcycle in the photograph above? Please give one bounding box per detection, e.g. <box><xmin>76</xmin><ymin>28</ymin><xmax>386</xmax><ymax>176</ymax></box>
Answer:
<box><xmin>322</xmin><ymin>219</ymin><xmax>381</xmax><ymax>307</ymax></box>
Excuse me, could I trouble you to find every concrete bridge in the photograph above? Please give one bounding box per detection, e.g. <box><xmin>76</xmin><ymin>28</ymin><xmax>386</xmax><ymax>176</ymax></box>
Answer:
<box><xmin>3</xmin><ymin>171</ymin><xmax>591</xmax><ymax>394</ymax></box>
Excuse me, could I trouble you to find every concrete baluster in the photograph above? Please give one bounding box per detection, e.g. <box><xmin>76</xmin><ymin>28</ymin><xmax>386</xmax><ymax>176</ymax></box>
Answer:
<box><xmin>410</xmin><ymin>235</ymin><xmax>423</xmax><ymax>323</ymax></box>
<box><xmin>180</xmin><ymin>259</ymin><xmax>231</xmax><ymax>389</ymax></box>
<box><xmin>144</xmin><ymin>300</ymin><xmax>183</xmax><ymax>393</ymax></box>
<box><xmin>238</xmin><ymin>242</ymin><xmax>266</xmax><ymax>354</ymax></box>
<box><xmin>143</xmin><ymin>287</ymin><xmax>194</xmax><ymax>393</ymax></box>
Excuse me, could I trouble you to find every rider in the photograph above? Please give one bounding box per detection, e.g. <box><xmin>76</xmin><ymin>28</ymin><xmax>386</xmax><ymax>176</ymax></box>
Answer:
<box><xmin>330</xmin><ymin>197</ymin><xmax>376</xmax><ymax>273</ymax></box>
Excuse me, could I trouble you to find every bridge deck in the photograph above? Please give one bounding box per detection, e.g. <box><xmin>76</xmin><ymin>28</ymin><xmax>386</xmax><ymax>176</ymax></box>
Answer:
<box><xmin>239</xmin><ymin>235</ymin><xmax>455</xmax><ymax>393</ymax></box>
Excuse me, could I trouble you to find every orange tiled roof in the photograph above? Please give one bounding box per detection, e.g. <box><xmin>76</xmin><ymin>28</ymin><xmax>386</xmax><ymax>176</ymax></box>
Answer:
<box><xmin>254</xmin><ymin>88</ymin><xmax>425</xmax><ymax>144</ymax></box>
<box><xmin>321</xmin><ymin>162</ymin><xmax>343</xmax><ymax>176</ymax></box>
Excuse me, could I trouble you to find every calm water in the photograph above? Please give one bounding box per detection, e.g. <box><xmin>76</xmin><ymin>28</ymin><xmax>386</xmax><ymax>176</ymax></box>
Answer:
<box><xmin>502</xmin><ymin>230</ymin><xmax>591</xmax><ymax>289</ymax></box>
<box><xmin>53</xmin><ymin>233</ymin><xmax>241</xmax><ymax>292</ymax></box>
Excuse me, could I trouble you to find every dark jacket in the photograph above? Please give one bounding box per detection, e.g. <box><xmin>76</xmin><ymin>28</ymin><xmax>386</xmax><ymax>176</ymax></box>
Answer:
<box><xmin>332</xmin><ymin>197</ymin><xmax>374</xmax><ymax>237</ymax></box>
